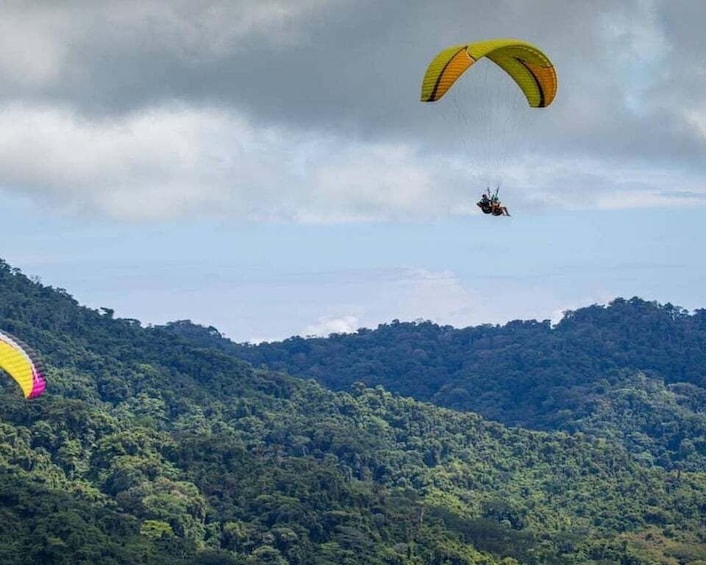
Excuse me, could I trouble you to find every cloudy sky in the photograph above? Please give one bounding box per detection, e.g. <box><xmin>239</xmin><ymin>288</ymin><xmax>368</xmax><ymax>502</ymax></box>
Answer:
<box><xmin>1</xmin><ymin>0</ymin><xmax>705</xmax><ymax>342</ymax></box>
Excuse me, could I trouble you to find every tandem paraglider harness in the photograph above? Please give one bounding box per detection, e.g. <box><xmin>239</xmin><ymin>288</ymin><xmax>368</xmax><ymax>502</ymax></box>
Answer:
<box><xmin>477</xmin><ymin>187</ymin><xmax>510</xmax><ymax>217</ymax></box>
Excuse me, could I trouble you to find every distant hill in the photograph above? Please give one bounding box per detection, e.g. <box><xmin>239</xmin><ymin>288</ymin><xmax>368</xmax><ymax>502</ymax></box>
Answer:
<box><xmin>167</xmin><ymin>298</ymin><xmax>706</xmax><ymax>473</ymax></box>
<box><xmin>1</xmin><ymin>258</ymin><xmax>705</xmax><ymax>564</ymax></box>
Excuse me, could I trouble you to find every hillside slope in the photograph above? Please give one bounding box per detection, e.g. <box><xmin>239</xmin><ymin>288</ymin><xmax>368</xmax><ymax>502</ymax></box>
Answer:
<box><xmin>1</xmin><ymin>259</ymin><xmax>705</xmax><ymax>564</ymax></box>
<box><xmin>190</xmin><ymin>300</ymin><xmax>706</xmax><ymax>471</ymax></box>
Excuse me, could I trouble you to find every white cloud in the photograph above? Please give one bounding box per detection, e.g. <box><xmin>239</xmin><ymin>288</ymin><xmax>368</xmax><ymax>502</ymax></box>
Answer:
<box><xmin>303</xmin><ymin>315</ymin><xmax>359</xmax><ymax>337</ymax></box>
<box><xmin>0</xmin><ymin>101</ymin><xmax>703</xmax><ymax>222</ymax></box>
<box><xmin>0</xmin><ymin>104</ymin><xmax>237</xmax><ymax>220</ymax></box>
<box><xmin>0</xmin><ymin>103</ymin><xmax>468</xmax><ymax>222</ymax></box>
<box><xmin>0</xmin><ymin>2</ymin><xmax>704</xmax><ymax>222</ymax></box>
<box><xmin>380</xmin><ymin>268</ymin><xmax>479</xmax><ymax>326</ymax></box>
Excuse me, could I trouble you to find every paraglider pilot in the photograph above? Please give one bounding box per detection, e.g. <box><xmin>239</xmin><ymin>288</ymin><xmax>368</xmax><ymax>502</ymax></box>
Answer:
<box><xmin>477</xmin><ymin>188</ymin><xmax>510</xmax><ymax>216</ymax></box>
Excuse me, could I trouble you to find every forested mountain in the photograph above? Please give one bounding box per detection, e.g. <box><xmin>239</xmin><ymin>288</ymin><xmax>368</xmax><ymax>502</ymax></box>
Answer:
<box><xmin>181</xmin><ymin>300</ymin><xmax>706</xmax><ymax>473</ymax></box>
<box><xmin>1</xmin><ymin>258</ymin><xmax>705</xmax><ymax>564</ymax></box>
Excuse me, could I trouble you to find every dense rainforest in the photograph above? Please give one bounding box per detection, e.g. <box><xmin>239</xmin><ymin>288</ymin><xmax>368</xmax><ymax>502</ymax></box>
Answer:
<box><xmin>0</xmin><ymin>258</ymin><xmax>705</xmax><ymax>564</ymax></box>
<box><xmin>186</xmin><ymin>299</ymin><xmax>706</xmax><ymax>473</ymax></box>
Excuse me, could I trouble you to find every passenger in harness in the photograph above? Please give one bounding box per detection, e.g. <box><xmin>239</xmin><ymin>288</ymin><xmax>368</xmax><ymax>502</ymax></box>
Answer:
<box><xmin>476</xmin><ymin>187</ymin><xmax>510</xmax><ymax>216</ymax></box>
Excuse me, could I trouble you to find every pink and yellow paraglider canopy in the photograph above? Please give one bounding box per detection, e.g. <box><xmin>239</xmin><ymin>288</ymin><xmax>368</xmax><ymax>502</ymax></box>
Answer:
<box><xmin>0</xmin><ymin>330</ymin><xmax>46</xmax><ymax>399</ymax></box>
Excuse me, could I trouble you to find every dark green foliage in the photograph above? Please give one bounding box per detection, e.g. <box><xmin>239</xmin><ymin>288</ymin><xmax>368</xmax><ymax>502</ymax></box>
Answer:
<box><xmin>0</xmin><ymin>259</ymin><xmax>705</xmax><ymax>563</ymax></box>
<box><xmin>211</xmin><ymin>300</ymin><xmax>706</xmax><ymax>471</ymax></box>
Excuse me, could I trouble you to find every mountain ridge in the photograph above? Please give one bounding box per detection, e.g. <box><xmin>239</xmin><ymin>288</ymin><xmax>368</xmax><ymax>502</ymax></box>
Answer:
<box><xmin>1</xmin><ymin>258</ymin><xmax>705</xmax><ymax>564</ymax></box>
<box><xmin>168</xmin><ymin>298</ymin><xmax>706</xmax><ymax>472</ymax></box>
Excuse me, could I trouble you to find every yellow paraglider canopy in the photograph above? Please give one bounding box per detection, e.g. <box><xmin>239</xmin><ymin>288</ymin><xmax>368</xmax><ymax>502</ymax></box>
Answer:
<box><xmin>421</xmin><ymin>39</ymin><xmax>557</xmax><ymax>108</ymax></box>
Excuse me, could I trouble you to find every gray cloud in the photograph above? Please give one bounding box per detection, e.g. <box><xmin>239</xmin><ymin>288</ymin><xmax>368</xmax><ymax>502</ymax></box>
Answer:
<box><xmin>0</xmin><ymin>0</ymin><xmax>703</xmax><ymax>220</ymax></box>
